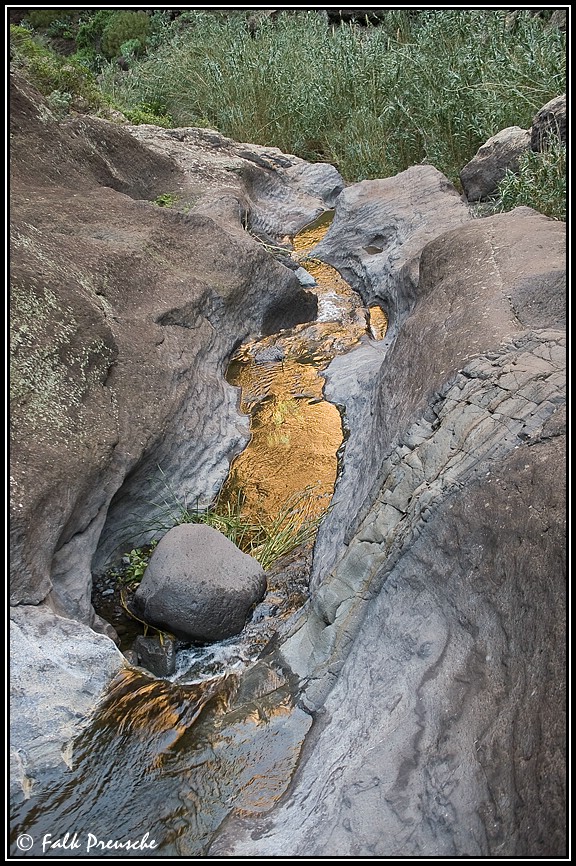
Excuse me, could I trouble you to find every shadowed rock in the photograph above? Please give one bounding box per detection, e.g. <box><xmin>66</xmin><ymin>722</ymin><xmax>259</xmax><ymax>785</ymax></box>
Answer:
<box><xmin>460</xmin><ymin>126</ymin><xmax>531</xmax><ymax>201</ymax></box>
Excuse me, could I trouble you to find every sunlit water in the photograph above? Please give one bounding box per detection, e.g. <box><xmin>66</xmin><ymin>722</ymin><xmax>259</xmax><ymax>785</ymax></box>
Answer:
<box><xmin>220</xmin><ymin>211</ymin><xmax>387</xmax><ymax>522</ymax></box>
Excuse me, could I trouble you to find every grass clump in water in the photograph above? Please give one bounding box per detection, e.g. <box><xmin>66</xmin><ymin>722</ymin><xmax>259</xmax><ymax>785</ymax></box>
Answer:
<box><xmin>121</xmin><ymin>474</ymin><xmax>329</xmax><ymax>580</ymax></box>
<box><xmin>149</xmin><ymin>482</ymin><xmax>327</xmax><ymax>572</ymax></box>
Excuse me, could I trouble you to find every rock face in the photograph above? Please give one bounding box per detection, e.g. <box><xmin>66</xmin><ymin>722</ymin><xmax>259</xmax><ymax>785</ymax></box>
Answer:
<box><xmin>9</xmin><ymin>72</ymin><xmax>340</xmax><ymax>794</ymax></box>
<box><xmin>133</xmin><ymin>525</ymin><xmax>266</xmax><ymax>642</ymax></box>
<box><xmin>212</xmin><ymin>206</ymin><xmax>566</xmax><ymax>856</ymax></box>
<box><xmin>460</xmin><ymin>126</ymin><xmax>531</xmax><ymax>201</ymax></box>
<box><xmin>531</xmin><ymin>94</ymin><xmax>566</xmax><ymax>151</ymax></box>
<box><xmin>10</xmin><ymin>71</ymin><xmax>565</xmax><ymax>854</ymax></box>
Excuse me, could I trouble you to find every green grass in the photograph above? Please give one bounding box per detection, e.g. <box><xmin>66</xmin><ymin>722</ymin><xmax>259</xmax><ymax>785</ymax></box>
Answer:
<box><xmin>496</xmin><ymin>134</ymin><xmax>566</xmax><ymax>220</ymax></box>
<box><xmin>98</xmin><ymin>9</ymin><xmax>565</xmax><ymax>185</ymax></box>
<box><xmin>126</xmin><ymin>472</ymin><xmax>329</xmax><ymax>578</ymax></box>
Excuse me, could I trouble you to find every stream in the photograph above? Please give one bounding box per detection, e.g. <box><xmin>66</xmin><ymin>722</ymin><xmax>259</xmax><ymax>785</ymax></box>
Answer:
<box><xmin>10</xmin><ymin>213</ymin><xmax>387</xmax><ymax>857</ymax></box>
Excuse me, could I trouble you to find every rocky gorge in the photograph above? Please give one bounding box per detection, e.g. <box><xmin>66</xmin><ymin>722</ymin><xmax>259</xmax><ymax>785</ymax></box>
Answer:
<box><xmin>10</xmin><ymin>69</ymin><xmax>566</xmax><ymax>857</ymax></box>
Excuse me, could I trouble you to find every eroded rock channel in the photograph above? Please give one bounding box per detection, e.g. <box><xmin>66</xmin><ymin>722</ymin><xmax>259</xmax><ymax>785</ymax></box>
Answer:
<box><xmin>10</xmin><ymin>73</ymin><xmax>565</xmax><ymax>857</ymax></box>
<box><xmin>10</xmin><ymin>204</ymin><xmax>386</xmax><ymax>857</ymax></box>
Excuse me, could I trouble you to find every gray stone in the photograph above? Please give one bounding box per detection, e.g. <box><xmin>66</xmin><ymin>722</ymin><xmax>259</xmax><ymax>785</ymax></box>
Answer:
<box><xmin>253</xmin><ymin>345</ymin><xmax>285</xmax><ymax>364</ymax></box>
<box><xmin>213</xmin><ymin>437</ymin><xmax>565</xmax><ymax>857</ymax></box>
<box><xmin>9</xmin><ymin>71</ymin><xmax>336</xmax><ymax>796</ymax></box>
<box><xmin>312</xmin><ymin>165</ymin><xmax>471</xmax><ymax>343</ymax></box>
<box><xmin>293</xmin><ymin>266</ymin><xmax>317</xmax><ymax>287</ymax></box>
<box><xmin>531</xmin><ymin>94</ymin><xmax>566</xmax><ymax>151</ymax></box>
<box><xmin>460</xmin><ymin>126</ymin><xmax>531</xmax><ymax>201</ymax></box>
<box><xmin>133</xmin><ymin>524</ymin><xmax>266</xmax><ymax>642</ymax></box>
<box><xmin>212</xmin><ymin>206</ymin><xmax>565</xmax><ymax>856</ymax></box>
<box><xmin>131</xmin><ymin>634</ymin><xmax>176</xmax><ymax>677</ymax></box>
<box><xmin>10</xmin><ymin>604</ymin><xmax>124</xmax><ymax>802</ymax></box>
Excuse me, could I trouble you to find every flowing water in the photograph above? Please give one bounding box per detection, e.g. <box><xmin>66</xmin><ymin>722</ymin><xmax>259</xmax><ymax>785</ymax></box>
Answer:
<box><xmin>221</xmin><ymin>211</ymin><xmax>387</xmax><ymax>522</ymax></box>
<box><xmin>10</xmin><ymin>212</ymin><xmax>387</xmax><ymax>857</ymax></box>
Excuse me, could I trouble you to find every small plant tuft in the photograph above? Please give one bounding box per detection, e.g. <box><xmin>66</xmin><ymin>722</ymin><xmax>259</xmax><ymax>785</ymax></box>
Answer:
<box><xmin>154</xmin><ymin>192</ymin><xmax>179</xmax><ymax>207</ymax></box>
<box><xmin>120</xmin><ymin>542</ymin><xmax>158</xmax><ymax>588</ymax></box>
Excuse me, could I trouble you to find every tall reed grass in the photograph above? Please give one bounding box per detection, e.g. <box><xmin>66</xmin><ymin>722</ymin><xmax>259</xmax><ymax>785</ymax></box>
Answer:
<box><xmin>101</xmin><ymin>10</ymin><xmax>565</xmax><ymax>185</ymax></box>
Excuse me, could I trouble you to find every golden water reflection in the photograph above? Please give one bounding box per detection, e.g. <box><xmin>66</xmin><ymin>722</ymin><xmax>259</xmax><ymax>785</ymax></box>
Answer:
<box><xmin>221</xmin><ymin>212</ymin><xmax>387</xmax><ymax>523</ymax></box>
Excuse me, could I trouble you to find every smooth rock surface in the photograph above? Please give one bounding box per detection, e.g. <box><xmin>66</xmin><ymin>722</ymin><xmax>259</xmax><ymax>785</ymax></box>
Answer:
<box><xmin>10</xmin><ymin>604</ymin><xmax>124</xmax><ymax>803</ymax></box>
<box><xmin>460</xmin><ymin>126</ymin><xmax>531</xmax><ymax>201</ymax></box>
<box><xmin>212</xmin><ymin>207</ymin><xmax>566</xmax><ymax>856</ymax></box>
<box><xmin>9</xmin><ymin>72</ymin><xmax>338</xmax><ymax>796</ymax></box>
<box><xmin>213</xmin><ymin>434</ymin><xmax>565</xmax><ymax>857</ymax></box>
<box><xmin>133</xmin><ymin>524</ymin><xmax>266</xmax><ymax>642</ymax></box>
<box><xmin>312</xmin><ymin>165</ymin><xmax>471</xmax><ymax>343</ymax></box>
<box><xmin>10</xmin><ymin>71</ymin><xmax>333</xmax><ymax>622</ymax></box>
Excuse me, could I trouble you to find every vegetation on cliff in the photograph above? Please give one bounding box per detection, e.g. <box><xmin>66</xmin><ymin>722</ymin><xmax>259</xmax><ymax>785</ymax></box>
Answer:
<box><xmin>10</xmin><ymin>9</ymin><xmax>565</xmax><ymax>217</ymax></box>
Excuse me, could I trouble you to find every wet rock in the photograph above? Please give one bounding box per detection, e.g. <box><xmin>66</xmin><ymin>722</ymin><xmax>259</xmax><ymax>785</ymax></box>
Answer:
<box><xmin>253</xmin><ymin>345</ymin><xmax>286</xmax><ymax>364</ymax></box>
<box><xmin>531</xmin><ymin>94</ymin><xmax>566</xmax><ymax>151</ymax></box>
<box><xmin>133</xmin><ymin>525</ymin><xmax>266</xmax><ymax>642</ymax></box>
<box><xmin>293</xmin><ymin>266</ymin><xmax>317</xmax><ymax>288</ymax></box>
<box><xmin>10</xmin><ymin>604</ymin><xmax>124</xmax><ymax>802</ymax></box>
<box><xmin>131</xmin><ymin>635</ymin><xmax>177</xmax><ymax>678</ymax></box>
<box><xmin>460</xmin><ymin>126</ymin><xmax>531</xmax><ymax>201</ymax></box>
<box><xmin>312</xmin><ymin>165</ymin><xmax>471</xmax><ymax>340</ymax></box>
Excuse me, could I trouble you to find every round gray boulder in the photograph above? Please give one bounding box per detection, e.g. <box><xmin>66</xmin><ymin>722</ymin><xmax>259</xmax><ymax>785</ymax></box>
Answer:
<box><xmin>132</xmin><ymin>524</ymin><xmax>266</xmax><ymax>642</ymax></box>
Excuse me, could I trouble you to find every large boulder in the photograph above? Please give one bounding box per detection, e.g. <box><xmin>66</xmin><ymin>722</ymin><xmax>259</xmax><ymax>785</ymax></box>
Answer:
<box><xmin>531</xmin><ymin>94</ymin><xmax>566</xmax><ymax>151</ymax></box>
<box><xmin>133</xmin><ymin>525</ymin><xmax>267</xmax><ymax>642</ymax></box>
<box><xmin>460</xmin><ymin>126</ymin><xmax>531</xmax><ymax>201</ymax></box>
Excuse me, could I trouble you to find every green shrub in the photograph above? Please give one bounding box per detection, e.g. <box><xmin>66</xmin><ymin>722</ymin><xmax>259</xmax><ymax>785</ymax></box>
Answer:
<box><xmin>119</xmin><ymin>38</ymin><xmax>143</xmax><ymax>61</ymax></box>
<box><xmin>154</xmin><ymin>193</ymin><xmax>179</xmax><ymax>207</ymax></box>
<box><xmin>10</xmin><ymin>24</ymin><xmax>105</xmax><ymax>111</ymax></box>
<box><xmin>75</xmin><ymin>10</ymin><xmax>114</xmax><ymax>53</ymax></box>
<box><xmin>26</xmin><ymin>9</ymin><xmax>78</xmax><ymax>32</ymax></box>
<box><xmin>101</xmin><ymin>11</ymin><xmax>150</xmax><ymax>60</ymax></box>
<box><xmin>122</xmin><ymin>101</ymin><xmax>174</xmax><ymax>128</ymax></box>
<box><xmin>497</xmin><ymin>135</ymin><xmax>566</xmax><ymax>220</ymax></box>
<box><xmin>46</xmin><ymin>89</ymin><xmax>73</xmax><ymax>115</ymax></box>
